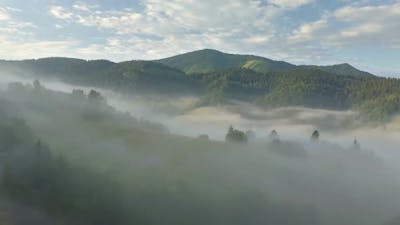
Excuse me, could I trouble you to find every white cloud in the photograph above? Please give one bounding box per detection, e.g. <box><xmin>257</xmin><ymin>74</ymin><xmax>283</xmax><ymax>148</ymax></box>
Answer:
<box><xmin>48</xmin><ymin>0</ymin><xmax>316</xmax><ymax>45</ymax></box>
<box><xmin>49</xmin><ymin>6</ymin><xmax>73</xmax><ymax>19</ymax></box>
<box><xmin>0</xmin><ymin>37</ymin><xmax>80</xmax><ymax>59</ymax></box>
<box><xmin>46</xmin><ymin>0</ymin><xmax>318</xmax><ymax>60</ymax></box>
<box><xmin>268</xmin><ymin>0</ymin><xmax>314</xmax><ymax>8</ymax></box>
<box><xmin>330</xmin><ymin>2</ymin><xmax>400</xmax><ymax>46</ymax></box>
<box><xmin>0</xmin><ymin>7</ymin><xmax>58</xmax><ymax>60</ymax></box>
<box><xmin>244</xmin><ymin>34</ymin><xmax>274</xmax><ymax>44</ymax></box>
<box><xmin>334</xmin><ymin>3</ymin><xmax>400</xmax><ymax>22</ymax></box>
<box><xmin>0</xmin><ymin>7</ymin><xmax>11</xmax><ymax>21</ymax></box>
<box><xmin>289</xmin><ymin>18</ymin><xmax>328</xmax><ymax>42</ymax></box>
<box><xmin>50</xmin><ymin>0</ymin><xmax>275</xmax><ymax>36</ymax></box>
<box><xmin>5</xmin><ymin>6</ymin><xmax>22</xmax><ymax>13</ymax></box>
<box><xmin>72</xmin><ymin>2</ymin><xmax>98</xmax><ymax>11</ymax></box>
<box><xmin>0</xmin><ymin>7</ymin><xmax>35</xmax><ymax>39</ymax></box>
<box><xmin>339</xmin><ymin>23</ymin><xmax>381</xmax><ymax>38</ymax></box>
<box><xmin>288</xmin><ymin>2</ymin><xmax>400</xmax><ymax>48</ymax></box>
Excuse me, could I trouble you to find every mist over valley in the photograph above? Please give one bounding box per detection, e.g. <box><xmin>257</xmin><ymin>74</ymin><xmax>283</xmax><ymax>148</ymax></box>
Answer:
<box><xmin>1</xmin><ymin>2</ymin><xmax>400</xmax><ymax>224</ymax></box>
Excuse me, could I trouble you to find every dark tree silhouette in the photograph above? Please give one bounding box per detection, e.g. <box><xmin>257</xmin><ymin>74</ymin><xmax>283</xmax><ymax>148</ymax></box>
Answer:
<box><xmin>269</xmin><ymin>129</ymin><xmax>280</xmax><ymax>142</ymax></box>
<box><xmin>270</xmin><ymin>129</ymin><xmax>278</xmax><ymax>137</ymax></box>
<box><xmin>88</xmin><ymin>90</ymin><xmax>105</xmax><ymax>103</ymax></box>
<box><xmin>225</xmin><ymin>126</ymin><xmax>248</xmax><ymax>143</ymax></box>
<box><xmin>311</xmin><ymin>130</ymin><xmax>319</xmax><ymax>141</ymax></box>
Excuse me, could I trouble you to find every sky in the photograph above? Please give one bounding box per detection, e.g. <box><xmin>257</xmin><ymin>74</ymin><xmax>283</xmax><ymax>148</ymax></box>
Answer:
<box><xmin>0</xmin><ymin>0</ymin><xmax>399</xmax><ymax>76</ymax></box>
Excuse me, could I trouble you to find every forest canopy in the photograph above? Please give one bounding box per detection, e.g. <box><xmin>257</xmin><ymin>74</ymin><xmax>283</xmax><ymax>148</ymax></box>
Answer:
<box><xmin>2</xmin><ymin>49</ymin><xmax>400</xmax><ymax>121</ymax></box>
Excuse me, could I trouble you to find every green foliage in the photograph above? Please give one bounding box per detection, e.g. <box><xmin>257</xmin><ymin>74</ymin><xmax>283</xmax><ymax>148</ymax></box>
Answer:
<box><xmin>157</xmin><ymin>49</ymin><xmax>294</xmax><ymax>74</ymax></box>
<box><xmin>346</xmin><ymin>77</ymin><xmax>400</xmax><ymax>120</ymax></box>
<box><xmin>302</xmin><ymin>63</ymin><xmax>374</xmax><ymax>78</ymax></box>
<box><xmin>258</xmin><ymin>68</ymin><xmax>352</xmax><ymax>109</ymax></box>
<box><xmin>200</xmin><ymin>75</ymin><xmax>228</xmax><ymax>105</ymax></box>
<box><xmin>103</xmin><ymin>60</ymin><xmax>202</xmax><ymax>94</ymax></box>
<box><xmin>193</xmin><ymin>68</ymin><xmax>269</xmax><ymax>103</ymax></box>
<box><xmin>0</xmin><ymin>58</ymin><xmax>114</xmax><ymax>85</ymax></box>
<box><xmin>359</xmin><ymin>94</ymin><xmax>400</xmax><ymax>121</ymax></box>
<box><xmin>2</xmin><ymin>140</ymin><xmax>135</xmax><ymax>225</ymax></box>
<box><xmin>157</xmin><ymin>49</ymin><xmax>250</xmax><ymax>74</ymax></box>
<box><xmin>4</xmin><ymin>49</ymin><xmax>400</xmax><ymax>121</ymax></box>
<box><xmin>225</xmin><ymin>126</ymin><xmax>248</xmax><ymax>143</ymax></box>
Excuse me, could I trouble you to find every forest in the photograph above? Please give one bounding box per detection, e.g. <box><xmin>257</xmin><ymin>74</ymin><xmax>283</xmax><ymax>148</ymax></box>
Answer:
<box><xmin>1</xmin><ymin>49</ymin><xmax>400</xmax><ymax>121</ymax></box>
<box><xmin>0</xmin><ymin>80</ymin><xmax>400</xmax><ymax>225</ymax></box>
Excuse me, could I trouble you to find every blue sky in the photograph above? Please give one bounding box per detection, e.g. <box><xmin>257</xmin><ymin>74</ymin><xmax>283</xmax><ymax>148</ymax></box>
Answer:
<box><xmin>0</xmin><ymin>0</ymin><xmax>399</xmax><ymax>76</ymax></box>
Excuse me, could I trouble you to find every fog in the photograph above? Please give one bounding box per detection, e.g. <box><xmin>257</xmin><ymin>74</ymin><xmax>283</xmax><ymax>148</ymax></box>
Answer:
<box><xmin>2</xmin><ymin>73</ymin><xmax>399</xmax><ymax>153</ymax></box>
<box><xmin>1</xmin><ymin>73</ymin><xmax>400</xmax><ymax>225</ymax></box>
<box><xmin>2</xmin><ymin>72</ymin><xmax>400</xmax><ymax>164</ymax></box>
<box><xmin>2</xmin><ymin>72</ymin><xmax>400</xmax><ymax>161</ymax></box>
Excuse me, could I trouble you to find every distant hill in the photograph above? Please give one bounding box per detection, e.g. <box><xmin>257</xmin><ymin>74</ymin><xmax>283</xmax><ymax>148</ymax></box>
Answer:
<box><xmin>156</xmin><ymin>49</ymin><xmax>295</xmax><ymax>74</ymax></box>
<box><xmin>2</xmin><ymin>49</ymin><xmax>400</xmax><ymax>120</ymax></box>
<box><xmin>301</xmin><ymin>63</ymin><xmax>375</xmax><ymax>78</ymax></box>
<box><xmin>103</xmin><ymin>60</ymin><xmax>200</xmax><ymax>93</ymax></box>
<box><xmin>0</xmin><ymin>57</ymin><xmax>115</xmax><ymax>84</ymax></box>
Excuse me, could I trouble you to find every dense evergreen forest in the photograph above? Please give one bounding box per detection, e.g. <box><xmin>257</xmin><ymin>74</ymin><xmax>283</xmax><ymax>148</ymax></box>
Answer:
<box><xmin>1</xmin><ymin>49</ymin><xmax>400</xmax><ymax>121</ymax></box>
<box><xmin>1</xmin><ymin>81</ymin><xmax>400</xmax><ymax>225</ymax></box>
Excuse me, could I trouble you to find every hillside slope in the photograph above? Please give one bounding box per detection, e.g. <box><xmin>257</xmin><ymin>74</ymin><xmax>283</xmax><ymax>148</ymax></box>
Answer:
<box><xmin>301</xmin><ymin>63</ymin><xmax>375</xmax><ymax>78</ymax></box>
<box><xmin>156</xmin><ymin>49</ymin><xmax>295</xmax><ymax>74</ymax></box>
<box><xmin>2</xmin><ymin>49</ymin><xmax>400</xmax><ymax>120</ymax></box>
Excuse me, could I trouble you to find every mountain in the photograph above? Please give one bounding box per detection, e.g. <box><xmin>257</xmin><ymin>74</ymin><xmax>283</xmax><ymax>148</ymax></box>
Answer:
<box><xmin>156</xmin><ymin>49</ymin><xmax>295</xmax><ymax>74</ymax></box>
<box><xmin>0</xmin><ymin>57</ymin><xmax>115</xmax><ymax>84</ymax></box>
<box><xmin>2</xmin><ymin>49</ymin><xmax>400</xmax><ymax>120</ymax></box>
<box><xmin>103</xmin><ymin>60</ymin><xmax>200</xmax><ymax>93</ymax></box>
<box><xmin>301</xmin><ymin>63</ymin><xmax>375</xmax><ymax>78</ymax></box>
<box><xmin>156</xmin><ymin>49</ymin><xmax>376</xmax><ymax>78</ymax></box>
<box><xmin>0</xmin><ymin>57</ymin><xmax>115</xmax><ymax>75</ymax></box>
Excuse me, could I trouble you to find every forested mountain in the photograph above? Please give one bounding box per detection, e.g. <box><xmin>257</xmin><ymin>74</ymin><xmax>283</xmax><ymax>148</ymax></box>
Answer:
<box><xmin>1</xmin><ymin>49</ymin><xmax>400</xmax><ymax>120</ymax></box>
<box><xmin>0</xmin><ymin>58</ymin><xmax>201</xmax><ymax>94</ymax></box>
<box><xmin>301</xmin><ymin>63</ymin><xmax>375</xmax><ymax>78</ymax></box>
<box><xmin>102</xmin><ymin>60</ymin><xmax>201</xmax><ymax>94</ymax></box>
<box><xmin>0</xmin><ymin>57</ymin><xmax>115</xmax><ymax>85</ymax></box>
<box><xmin>156</xmin><ymin>49</ymin><xmax>295</xmax><ymax>74</ymax></box>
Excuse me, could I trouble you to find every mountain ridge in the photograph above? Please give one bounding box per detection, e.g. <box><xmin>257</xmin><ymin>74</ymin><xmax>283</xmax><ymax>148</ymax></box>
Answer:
<box><xmin>3</xmin><ymin>48</ymin><xmax>400</xmax><ymax>121</ymax></box>
<box><xmin>0</xmin><ymin>48</ymin><xmax>375</xmax><ymax>77</ymax></box>
<box><xmin>0</xmin><ymin>48</ymin><xmax>375</xmax><ymax>76</ymax></box>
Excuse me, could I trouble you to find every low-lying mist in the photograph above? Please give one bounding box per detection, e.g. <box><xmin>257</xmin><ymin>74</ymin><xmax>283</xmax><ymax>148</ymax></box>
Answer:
<box><xmin>1</xmin><ymin>74</ymin><xmax>400</xmax><ymax>225</ymax></box>
<box><xmin>3</xmin><ymin>73</ymin><xmax>400</xmax><ymax>163</ymax></box>
<box><xmin>2</xmin><ymin>73</ymin><xmax>398</xmax><ymax>153</ymax></box>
